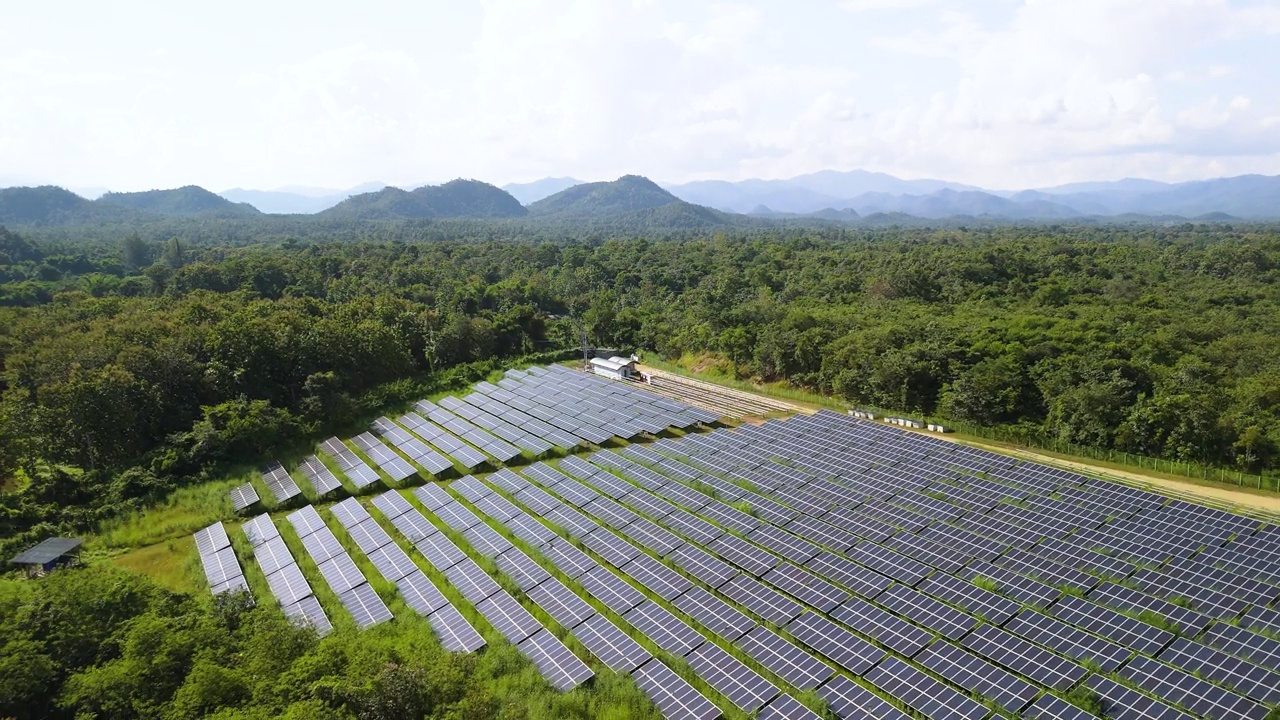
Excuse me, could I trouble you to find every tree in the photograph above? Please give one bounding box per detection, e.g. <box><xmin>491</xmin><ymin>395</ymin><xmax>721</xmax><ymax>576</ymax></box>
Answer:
<box><xmin>121</xmin><ymin>233</ymin><xmax>152</xmax><ymax>273</ymax></box>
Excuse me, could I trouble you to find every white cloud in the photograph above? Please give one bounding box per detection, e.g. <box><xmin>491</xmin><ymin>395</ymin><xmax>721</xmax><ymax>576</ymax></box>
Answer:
<box><xmin>0</xmin><ymin>0</ymin><xmax>1276</xmax><ymax>190</ymax></box>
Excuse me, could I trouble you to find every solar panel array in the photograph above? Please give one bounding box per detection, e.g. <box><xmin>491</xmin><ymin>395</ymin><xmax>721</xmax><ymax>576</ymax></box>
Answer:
<box><xmin>299</xmin><ymin>454</ymin><xmax>343</xmax><ymax>495</ymax></box>
<box><xmin>229</xmin><ymin>481</ymin><xmax>260</xmax><ymax>511</ymax></box>
<box><xmin>371</xmin><ymin>416</ymin><xmax>453</xmax><ymax>475</ymax></box>
<box><xmin>319</xmin><ymin>437</ymin><xmax>381</xmax><ymax>488</ymax></box>
<box><xmin>285</xmin><ymin>504</ymin><xmax>391</xmax><ymax>628</ymax></box>
<box><xmin>211</xmin><ymin>366</ymin><xmax>1280</xmax><ymax>719</ymax></box>
<box><xmin>241</xmin><ymin>514</ymin><xmax>331</xmax><ymax>634</ymax></box>
<box><xmin>400</xmin><ymin>410</ymin><xmax>490</xmax><ymax>469</ymax></box>
<box><xmin>192</xmin><ymin>521</ymin><xmax>250</xmax><ymax>597</ymax></box>
<box><xmin>350</xmin><ymin>432</ymin><xmax>418</xmax><ymax>481</ymax></box>
<box><xmin>260</xmin><ymin>461</ymin><xmax>302</xmax><ymax>503</ymax></box>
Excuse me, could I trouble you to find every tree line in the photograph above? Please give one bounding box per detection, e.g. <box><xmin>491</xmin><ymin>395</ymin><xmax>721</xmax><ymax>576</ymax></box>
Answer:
<box><xmin>3</xmin><ymin>223</ymin><xmax>1280</xmax><ymax>558</ymax></box>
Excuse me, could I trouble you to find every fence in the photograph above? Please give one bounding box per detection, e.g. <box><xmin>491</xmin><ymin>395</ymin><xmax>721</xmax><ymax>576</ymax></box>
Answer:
<box><xmin>946</xmin><ymin>421</ymin><xmax>1280</xmax><ymax>494</ymax></box>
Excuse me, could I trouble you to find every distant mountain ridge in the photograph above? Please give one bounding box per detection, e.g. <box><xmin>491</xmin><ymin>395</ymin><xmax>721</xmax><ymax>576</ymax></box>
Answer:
<box><xmin>98</xmin><ymin>185</ymin><xmax>259</xmax><ymax>217</ymax></box>
<box><xmin>319</xmin><ymin>179</ymin><xmax>528</xmax><ymax>220</ymax></box>
<box><xmin>3</xmin><ymin>170</ymin><xmax>1279</xmax><ymax>225</ymax></box>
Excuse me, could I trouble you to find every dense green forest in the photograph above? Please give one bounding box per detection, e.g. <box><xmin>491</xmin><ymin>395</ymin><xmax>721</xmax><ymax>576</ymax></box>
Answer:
<box><xmin>3</xmin><ymin>219</ymin><xmax>1280</xmax><ymax>718</ymax></box>
<box><xmin>5</xmin><ymin>222</ymin><xmax>1280</xmax><ymax>556</ymax></box>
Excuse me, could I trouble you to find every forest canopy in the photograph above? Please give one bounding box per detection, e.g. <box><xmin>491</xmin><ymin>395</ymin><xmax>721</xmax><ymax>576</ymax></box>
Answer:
<box><xmin>3</xmin><ymin>221</ymin><xmax>1280</xmax><ymax>559</ymax></box>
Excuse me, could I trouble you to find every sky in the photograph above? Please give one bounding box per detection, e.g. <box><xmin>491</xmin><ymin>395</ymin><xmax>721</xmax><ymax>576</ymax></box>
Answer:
<box><xmin>2</xmin><ymin>0</ymin><xmax>1278</xmax><ymax>194</ymax></box>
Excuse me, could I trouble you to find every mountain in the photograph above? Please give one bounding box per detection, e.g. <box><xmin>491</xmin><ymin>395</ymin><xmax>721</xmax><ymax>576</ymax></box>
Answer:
<box><xmin>665</xmin><ymin>170</ymin><xmax>978</xmax><ymax>214</ymax></box>
<box><xmin>220</xmin><ymin>183</ymin><xmax>384</xmax><ymax>214</ymax></box>
<box><xmin>503</xmin><ymin>177</ymin><xmax>583</xmax><ymax>205</ymax></box>
<box><xmin>319</xmin><ymin>179</ymin><xmax>527</xmax><ymax>220</ymax></box>
<box><xmin>0</xmin><ymin>186</ymin><xmax>139</xmax><ymax>225</ymax></box>
<box><xmin>844</xmin><ymin>189</ymin><xmax>1081</xmax><ymax>219</ymax></box>
<box><xmin>97</xmin><ymin>185</ymin><xmax>260</xmax><ymax>216</ymax></box>
<box><xmin>529</xmin><ymin>175</ymin><xmax>681</xmax><ymax>217</ymax></box>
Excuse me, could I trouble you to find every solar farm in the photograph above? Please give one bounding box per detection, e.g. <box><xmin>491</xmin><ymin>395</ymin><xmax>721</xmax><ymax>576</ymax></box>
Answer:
<box><xmin>196</xmin><ymin>364</ymin><xmax>1280</xmax><ymax>720</ymax></box>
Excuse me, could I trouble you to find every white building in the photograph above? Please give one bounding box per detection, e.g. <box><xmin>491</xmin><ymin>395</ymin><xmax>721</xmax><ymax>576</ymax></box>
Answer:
<box><xmin>589</xmin><ymin>356</ymin><xmax>636</xmax><ymax>380</ymax></box>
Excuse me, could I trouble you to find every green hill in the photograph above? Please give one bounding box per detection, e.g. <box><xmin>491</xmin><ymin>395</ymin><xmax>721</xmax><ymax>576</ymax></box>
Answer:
<box><xmin>0</xmin><ymin>186</ymin><xmax>140</xmax><ymax>225</ymax></box>
<box><xmin>320</xmin><ymin>179</ymin><xmax>528</xmax><ymax>220</ymax></box>
<box><xmin>527</xmin><ymin>175</ymin><xmax>683</xmax><ymax>218</ymax></box>
<box><xmin>96</xmin><ymin>185</ymin><xmax>260</xmax><ymax>216</ymax></box>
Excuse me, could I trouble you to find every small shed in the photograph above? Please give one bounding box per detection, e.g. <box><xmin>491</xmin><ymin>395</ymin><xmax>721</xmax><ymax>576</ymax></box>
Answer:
<box><xmin>9</xmin><ymin>537</ymin><xmax>84</xmax><ymax>577</ymax></box>
<box><xmin>589</xmin><ymin>356</ymin><xmax>636</xmax><ymax>380</ymax></box>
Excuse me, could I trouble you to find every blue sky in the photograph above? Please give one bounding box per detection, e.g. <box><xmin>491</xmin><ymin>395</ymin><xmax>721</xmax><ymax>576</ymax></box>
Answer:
<box><xmin>2</xmin><ymin>0</ymin><xmax>1277</xmax><ymax>193</ymax></box>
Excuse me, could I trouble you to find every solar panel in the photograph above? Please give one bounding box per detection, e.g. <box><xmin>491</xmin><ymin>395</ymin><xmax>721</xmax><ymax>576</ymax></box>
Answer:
<box><xmin>719</xmin><ymin>574</ymin><xmax>804</xmax><ymax>626</ymax></box>
<box><xmin>396</xmin><ymin>569</ymin><xmax>449</xmax><ymax>615</ymax></box>
<box><xmin>1051</xmin><ymin>594</ymin><xmax>1174</xmax><ymax>656</ymax></box>
<box><xmin>785</xmin><ymin>612</ymin><xmax>885</xmax><ymax>676</ymax></box>
<box><xmin>579</xmin><ymin>565</ymin><xmax>646</xmax><ymax>614</ymax></box>
<box><xmin>526</xmin><ymin>577</ymin><xmax>596</xmax><ymax>629</ymax></box>
<box><xmin>444</xmin><ymin>559</ymin><xmax>502</xmax><ymax>603</ymax></box>
<box><xmin>428</xmin><ymin>603</ymin><xmax>487</xmax><ymax>653</ymax></box>
<box><xmin>387</xmin><ymin>509</ymin><xmax>436</xmax><ymax>543</ymax></box>
<box><xmin>241</xmin><ymin>513</ymin><xmax>281</xmax><ymax>547</ymax></box>
<box><xmin>917</xmin><ymin>573</ymin><xmax>1020</xmax><ymax>626</ymax></box>
<box><xmin>494</xmin><ymin>547</ymin><xmax>552</xmax><ymax>590</ymax></box>
<box><xmin>829</xmin><ymin>597</ymin><xmax>932</xmax><ymax>658</ymax></box>
<box><xmin>413</xmin><ymin>483</ymin><xmax>454</xmax><ymax>512</ymax></box>
<box><xmin>194</xmin><ymin>522</ymin><xmax>231</xmax><ymax>555</ymax></box>
<box><xmin>433</xmin><ymin>502</ymin><xmax>483</xmax><ymax>532</ymax></box>
<box><xmin>542</xmin><ymin>538</ymin><xmax>598</xmax><ymax>578</ymax></box>
<box><xmin>517</xmin><ymin>629</ymin><xmax>594</xmax><ymax>691</ymax></box>
<box><xmin>1159</xmin><ymin>637</ymin><xmax>1280</xmax><ymax>705</ymax></box>
<box><xmin>320</xmin><ymin>437</ymin><xmax>382</xmax><ymax>488</ymax></box>
<box><xmin>462</xmin><ymin>522</ymin><xmax>513</xmax><ymax>558</ymax></box>
<box><xmin>671</xmin><ymin>586</ymin><xmax>757</xmax><ymax>641</ymax></box>
<box><xmin>282</xmin><ymin>594</ymin><xmax>332</xmax><ymax>635</ymax></box>
<box><xmin>914</xmin><ymin>641</ymin><xmax>1039</xmax><ymax>715</ymax></box>
<box><xmin>763</xmin><ymin>562</ymin><xmax>850</xmax><ymax>613</ymax></box>
<box><xmin>210</xmin><ymin>574</ymin><xmax>251</xmax><ymax>596</ymax></box>
<box><xmin>622</xmin><ymin>554</ymin><xmax>693</xmax><ymax>601</ymax></box>
<box><xmin>624</xmin><ymin>600</ymin><xmax>706</xmax><ymax>657</ymax></box>
<box><xmin>337</xmin><ymin>583</ymin><xmax>394</xmax><ymax>628</ymax></box>
<box><xmin>366</xmin><ymin>543</ymin><xmax>417</xmax><ymax>581</ymax></box>
<box><xmin>515</xmin><ymin>485</ymin><xmax>562</xmax><ymax>516</ymax></box>
<box><xmin>254</xmin><ymin>536</ymin><xmax>296</xmax><ymax>576</ymax></box>
<box><xmin>579</xmin><ymin>527</ymin><xmax>640</xmax><ymax>566</ymax></box>
<box><xmin>1088</xmin><ymin>581</ymin><xmax>1212</xmax><ymax>637</ymax></box>
<box><xmin>351</xmin><ymin>432</ymin><xmax>419</xmax><ymax>480</ymax></box>
<box><xmin>265</xmin><ymin>562</ymin><xmax>313</xmax><ymax>605</ymax></box>
<box><xmin>506</xmin><ymin>513</ymin><xmax>558</xmax><ymax>547</ymax></box>
<box><xmin>1201</xmin><ymin>622</ymin><xmax>1280</xmax><ymax>674</ymax></box>
<box><xmin>632</xmin><ymin>658</ymin><xmax>721</xmax><ymax>720</ymax></box>
<box><xmin>1120</xmin><ymin>655</ymin><xmax>1268</xmax><ymax>720</ymax></box>
<box><xmin>961</xmin><ymin>622</ymin><xmax>1087</xmax><ymax>691</ymax></box>
<box><xmin>816</xmin><ymin>675</ymin><xmax>911</xmax><ymax>720</ymax></box>
<box><xmin>708</xmin><ymin>534</ymin><xmax>782</xmax><ymax>577</ymax></box>
<box><xmin>758</xmin><ymin>694</ymin><xmax>823</xmax><ymax>720</ymax></box>
<box><xmin>260</xmin><ymin>462</ymin><xmax>303</xmax><ymax>503</ymax></box>
<box><xmin>864</xmin><ymin>656</ymin><xmax>988</xmax><ymax>720</ymax></box>
<box><xmin>230</xmin><ymin>481</ymin><xmax>260</xmax><ymax>511</ymax></box>
<box><xmin>450</xmin><ymin>475</ymin><xmax>493</xmax><ymax>504</ymax></box>
<box><xmin>670</xmin><ymin>545</ymin><xmax>738</xmax><ymax>589</ymax></box>
<box><xmin>285</xmin><ymin>505</ymin><xmax>327</xmax><ymax>538</ymax></box>
<box><xmin>573</xmin><ymin>613</ymin><xmax>652</xmax><ymax>673</ymax></box>
<box><xmin>487</xmin><ymin>468</ymin><xmax>531</xmax><ymax>495</ymax></box>
<box><xmin>299</xmin><ymin>527</ymin><xmax>345</xmax><ymax>564</ymax></box>
<box><xmin>1021</xmin><ymin>693</ymin><xmax>1097</xmax><ymax>720</ymax></box>
<box><xmin>299</xmin><ymin>455</ymin><xmax>343</xmax><ymax>495</ymax></box>
<box><xmin>477</xmin><ymin>590</ymin><xmax>543</xmax><ymax>644</ymax></box>
<box><xmin>542</xmin><ymin>504</ymin><xmax>598</xmax><ymax>537</ymax></box>
<box><xmin>618</xmin><ymin>518</ymin><xmax>684</xmax><ymax>556</ymax></box>
<box><xmin>317</xmin><ymin>553</ymin><xmax>367</xmax><ymax>594</ymax></box>
<box><xmin>345</xmin><ymin>519</ymin><xmax>393</xmax><ymax>555</ymax></box>
<box><xmin>660</xmin><ymin>509</ymin><xmax>725</xmax><ymax>545</ymax></box>
<box><xmin>415</xmin><ymin>531</ymin><xmax>467</xmax><ymax>570</ymax></box>
<box><xmin>1005</xmin><ymin>609</ymin><xmax>1130</xmax><ymax>672</ymax></box>
<box><xmin>583</xmin><ymin>497</ymin><xmax>642</xmax><ymax>528</ymax></box>
<box><xmin>686</xmin><ymin>640</ymin><xmax>779</xmax><ymax>712</ymax></box>
<box><xmin>1086</xmin><ymin>676</ymin><xmax>1195</xmax><ymax>720</ymax></box>
<box><xmin>875</xmin><ymin>583</ymin><xmax>977</xmax><ymax>640</ymax></box>
<box><xmin>737</xmin><ymin>626</ymin><xmax>834</xmax><ymax>690</ymax></box>
<box><xmin>370</xmin><ymin>490</ymin><xmax>414</xmax><ymax>520</ymax></box>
